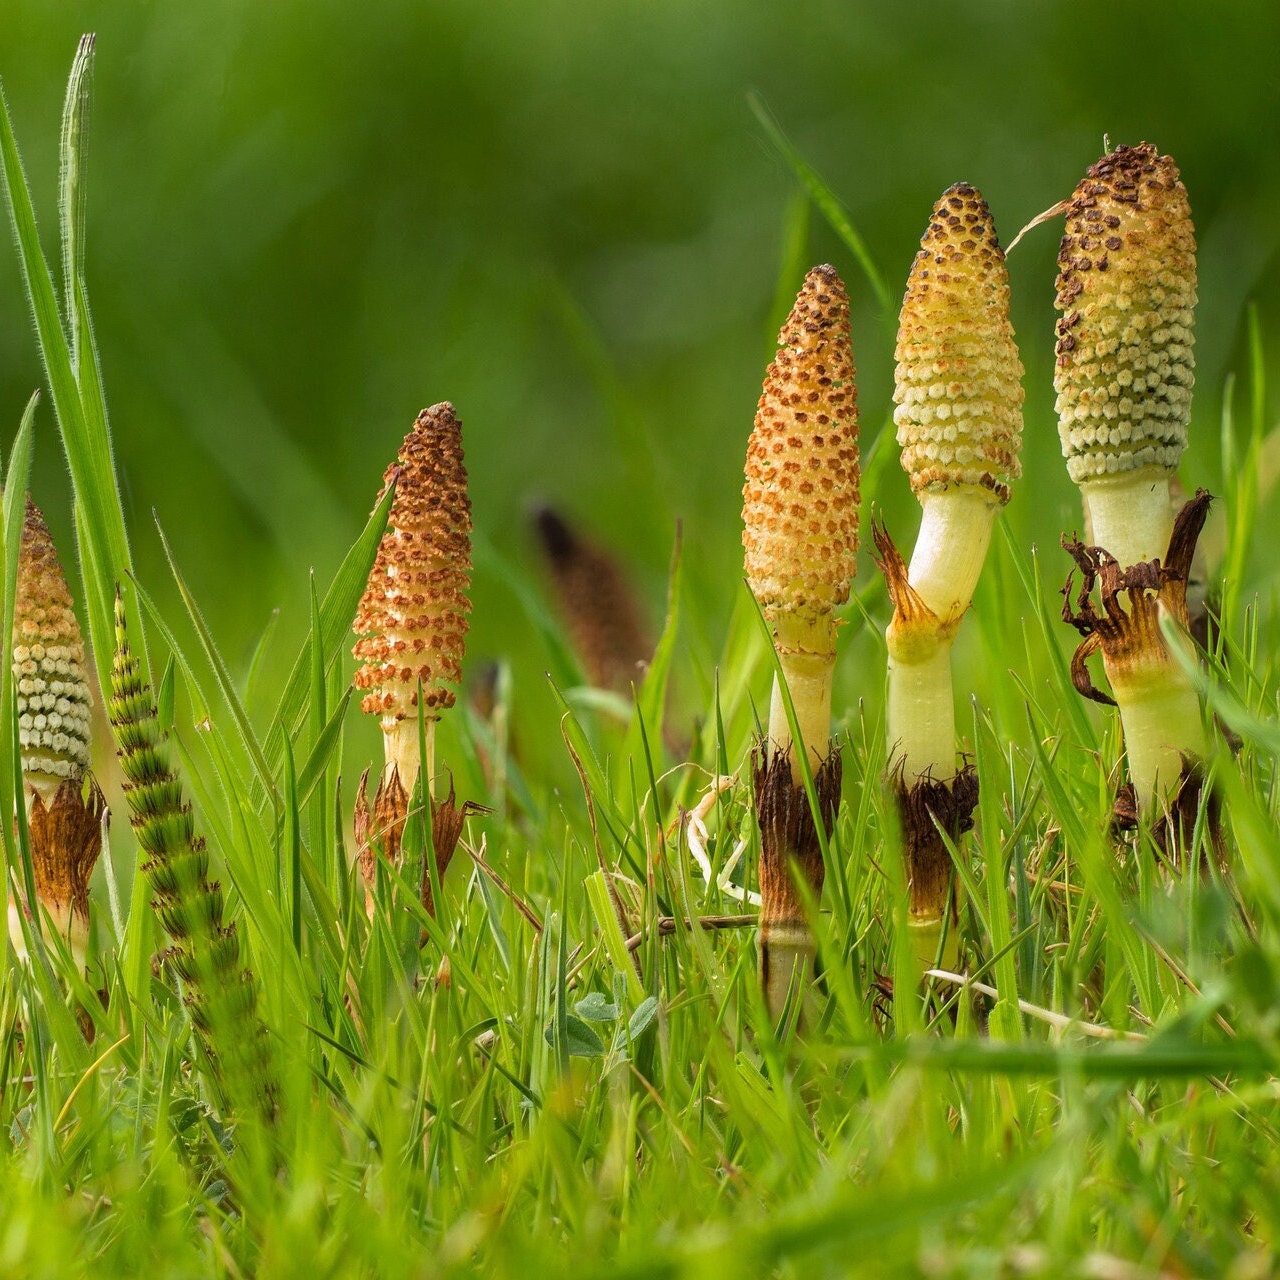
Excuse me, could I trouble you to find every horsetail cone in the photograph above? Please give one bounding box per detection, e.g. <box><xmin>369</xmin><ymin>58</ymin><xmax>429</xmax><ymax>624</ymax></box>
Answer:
<box><xmin>879</xmin><ymin>184</ymin><xmax>1023</xmax><ymax>966</ymax></box>
<box><xmin>353</xmin><ymin>403</ymin><xmax>473</xmax><ymax>914</ymax></box>
<box><xmin>742</xmin><ymin>264</ymin><xmax>857</xmax><ymax>1019</ymax></box>
<box><xmin>1054</xmin><ymin>143</ymin><xmax>1196</xmax><ymax>571</ymax></box>
<box><xmin>742</xmin><ymin>263</ymin><xmax>859</xmax><ymax>775</ymax></box>
<box><xmin>893</xmin><ymin>182</ymin><xmax>1024</xmax><ymax>626</ymax></box>
<box><xmin>353</xmin><ymin>402</ymin><xmax>472</xmax><ymax>793</ymax></box>
<box><xmin>532</xmin><ymin>506</ymin><xmax>652</xmax><ymax>695</ymax></box>
<box><xmin>8</xmin><ymin>499</ymin><xmax>103</xmax><ymax>966</ymax></box>
<box><xmin>14</xmin><ymin>500</ymin><xmax>93</xmax><ymax>795</ymax></box>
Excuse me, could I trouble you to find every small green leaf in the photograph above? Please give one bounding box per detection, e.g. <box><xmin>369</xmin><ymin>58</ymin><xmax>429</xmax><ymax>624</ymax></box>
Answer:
<box><xmin>544</xmin><ymin>1014</ymin><xmax>605</xmax><ymax>1059</ymax></box>
<box><xmin>626</xmin><ymin>995</ymin><xmax>659</xmax><ymax>1042</ymax></box>
<box><xmin>574</xmin><ymin>992</ymin><xmax>620</xmax><ymax>1023</ymax></box>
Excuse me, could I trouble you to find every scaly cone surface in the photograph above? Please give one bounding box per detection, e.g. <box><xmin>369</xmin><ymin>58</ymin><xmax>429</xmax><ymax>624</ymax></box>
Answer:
<box><xmin>14</xmin><ymin>499</ymin><xmax>93</xmax><ymax>795</ymax></box>
<box><xmin>881</xmin><ymin>183</ymin><xmax>1024</xmax><ymax>968</ymax></box>
<box><xmin>8</xmin><ymin>498</ymin><xmax>102</xmax><ymax>968</ymax></box>
<box><xmin>1054</xmin><ymin>142</ymin><xmax>1196</xmax><ymax>570</ymax></box>
<box><xmin>742</xmin><ymin>264</ymin><xmax>859</xmax><ymax>1020</ymax></box>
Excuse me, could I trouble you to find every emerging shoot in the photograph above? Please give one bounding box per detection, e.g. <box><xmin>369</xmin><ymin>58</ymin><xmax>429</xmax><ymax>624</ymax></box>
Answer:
<box><xmin>742</xmin><ymin>264</ymin><xmax>859</xmax><ymax>1019</ymax></box>
<box><xmin>878</xmin><ymin>183</ymin><xmax>1024</xmax><ymax>967</ymax></box>
<box><xmin>109</xmin><ymin>591</ymin><xmax>278</xmax><ymax>1121</ymax></box>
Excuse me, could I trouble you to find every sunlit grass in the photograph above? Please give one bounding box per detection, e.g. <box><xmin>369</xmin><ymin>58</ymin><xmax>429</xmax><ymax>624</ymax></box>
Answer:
<box><xmin>1</xmin><ymin>36</ymin><xmax>1279</xmax><ymax>1280</ymax></box>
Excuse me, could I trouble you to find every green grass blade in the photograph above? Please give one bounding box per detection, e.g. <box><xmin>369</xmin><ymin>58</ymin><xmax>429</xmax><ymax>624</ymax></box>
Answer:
<box><xmin>58</xmin><ymin>33</ymin><xmax>94</xmax><ymax>366</ymax></box>
<box><xmin>1</xmin><ymin>61</ymin><xmax>143</xmax><ymax>693</ymax></box>
<box><xmin>748</xmin><ymin>91</ymin><xmax>892</xmax><ymax>314</ymax></box>
<box><xmin>0</xmin><ymin>396</ymin><xmax>36</xmax><ymax>899</ymax></box>
<box><xmin>153</xmin><ymin>517</ymin><xmax>277</xmax><ymax>804</ymax></box>
<box><xmin>259</xmin><ymin>478</ymin><xmax>396</xmax><ymax>793</ymax></box>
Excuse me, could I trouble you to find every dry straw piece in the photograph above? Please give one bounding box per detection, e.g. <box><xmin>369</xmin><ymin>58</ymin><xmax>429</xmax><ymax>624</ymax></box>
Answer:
<box><xmin>1054</xmin><ymin>142</ymin><xmax>1196</xmax><ymax>570</ymax></box>
<box><xmin>7</xmin><ymin>498</ymin><xmax>103</xmax><ymax>966</ymax></box>
<box><xmin>1054</xmin><ymin>143</ymin><xmax>1209</xmax><ymax>830</ymax></box>
<box><xmin>353</xmin><ymin>402</ymin><xmax>474</xmax><ymax>915</ymax></box>
<box><xmin>878</xmin><ymin>183</ymin><xmax>1024</xmax><ymax>967</ymax></box>
<box><xmin>742</xmin><ymin>263</ymin><xmax>859</xmax><ymax>1019</ymax></box>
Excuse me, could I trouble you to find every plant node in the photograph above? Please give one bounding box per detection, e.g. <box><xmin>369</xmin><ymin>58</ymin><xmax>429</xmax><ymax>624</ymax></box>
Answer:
<box><xmin>751</xmin><ymin>742</ymin><xmax>841</xmax><ymax>1020</ymax></box>
<box><xmin>1061</xmin><ymin>489</ymin><xmax>1214</xmax><ymax>840</ymax></box>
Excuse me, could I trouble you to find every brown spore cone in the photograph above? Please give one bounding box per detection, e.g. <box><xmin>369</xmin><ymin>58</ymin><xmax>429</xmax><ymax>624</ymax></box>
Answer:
<box><xmin>533</xmin><ymin>506</ymin><xmax>651</xmax><ymax>693</ymax></box>
<box><xmin>743</xmin><ymin>265</ymin><xmax>860</xmax><ymax>623</ymax></box>
<box><xmin>353</xmin><ymin>403</ymin><xmax>472</xmax><ymax>727</ymax></box>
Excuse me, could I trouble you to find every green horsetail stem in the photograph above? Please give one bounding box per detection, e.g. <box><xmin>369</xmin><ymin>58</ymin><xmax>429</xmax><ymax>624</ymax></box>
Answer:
<box><xmin>108</xmin><ymin>591</ymin><xmax>278</xmax><ymax>1123</ymax></box>
<box><xmin>878</xmin><ymin>183</ymin><xmax>1025</xmax><ymax>969</ymax></box>
<box><xmin>742</xmin><ymin>264</ymin><xmax>859</xmax><ymax>1021</ymax></box>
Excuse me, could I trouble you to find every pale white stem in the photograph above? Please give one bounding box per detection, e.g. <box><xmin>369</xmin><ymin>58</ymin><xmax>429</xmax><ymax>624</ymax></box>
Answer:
<box><xmin>766</xmin><ymin>612</ymin><xmax>836</xmax><ymax>780</ymax></box>
<box><xmin>1080</xmin><ymin>469</ymin><xmax>1174</xmax><ymax>570</ymax></box>
<box><xmin>909</xmin><ymin>916</ymin><xmax>958</xmax><ymax>974</ymax></box>
<box><xmin>7</xmin><ymin>897</ymin><xmax>88</xmax><ymax>969</ymax></box>
<box><xmin>907</xmin><ymin>488</ymin><xmax>998</xmax><ymax>623</ymax></box>
<box><xmin>887</xmin><ymin>640</ymin><xmax>956</xmax><ymax>787</ymax></box>
<box><xmin>761</xmin><ymin>925</ymin><xmax>816</xmax><ymax>1024</ymax></box>
<box><xmin>1113</xmin><ymin>663</ymin><xmax>1206</xmax><ymax>815</ymax></box>
<box><xmin>382</xmin><ymin>715</ymin><xmax>436</xmax><ymax>803</ymax></box>
<box><xmin>886</xmin><ymin>487</ymin><xmax>999</xmax><ymax>785</ymax></box>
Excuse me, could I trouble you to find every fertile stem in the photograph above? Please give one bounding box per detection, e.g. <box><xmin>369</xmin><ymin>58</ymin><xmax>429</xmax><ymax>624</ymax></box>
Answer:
<box><xmin>1063</xmin><ymin>491</ymin><xmax>1213</xmax><ymax>844</ymax></box>
<box><xmin>353</xmin><ymin>403</ymin><xmax>473</xmax><ymax>915</ymax></box>
<box><xmin>766</xmin><ymin>611</ymin><xmax>837</xmax><ymax>780</ymax></box>
<box><xmin>1080</xmin><ymin>471</ymin><xmax>1176</xmax><ymax>576</ymax></box>
<box><xmin>882</xmin><ymin>183</ymin><xmax>1024</xmax><ymax>968</ymax></box>
<box><xmin>1054</xmin><ymin>144</ymin><xmax>1207</xmax><ymax>841</ymax></box>
<box><xmin>8</xmin><ymin>499</ymin><xmax>101</xmax><ymax>971</ymax></box>
<box><xmin>742</xmin><ymin>264</ymin><xmax>859</xmax><ymax>1021</ymax></box>
<box><xmin>382</xmin><ymin>715</ymin><xmax>435</xmax><ymax>803</ymax></box>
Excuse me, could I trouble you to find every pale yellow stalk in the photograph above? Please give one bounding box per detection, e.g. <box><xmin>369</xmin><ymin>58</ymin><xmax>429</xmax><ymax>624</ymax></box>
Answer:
<box><xmin>883</xmin><ymin>182</ymin><xmax>1025</xmax><ymax>968</ymax></box>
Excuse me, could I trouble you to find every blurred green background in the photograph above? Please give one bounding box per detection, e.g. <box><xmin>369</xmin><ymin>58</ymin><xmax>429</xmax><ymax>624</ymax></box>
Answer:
<box><xmin>2</xmin><ymin>0</ymin><xmax>1278</xmax><ymax>767</ymax></box>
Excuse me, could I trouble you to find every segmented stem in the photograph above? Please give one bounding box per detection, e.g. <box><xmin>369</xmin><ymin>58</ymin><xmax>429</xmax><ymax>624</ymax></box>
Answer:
<box><xmin>108</xmin><ymin>592</ymin><xmax>277</xmax><ymax>1123</ymax></box>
